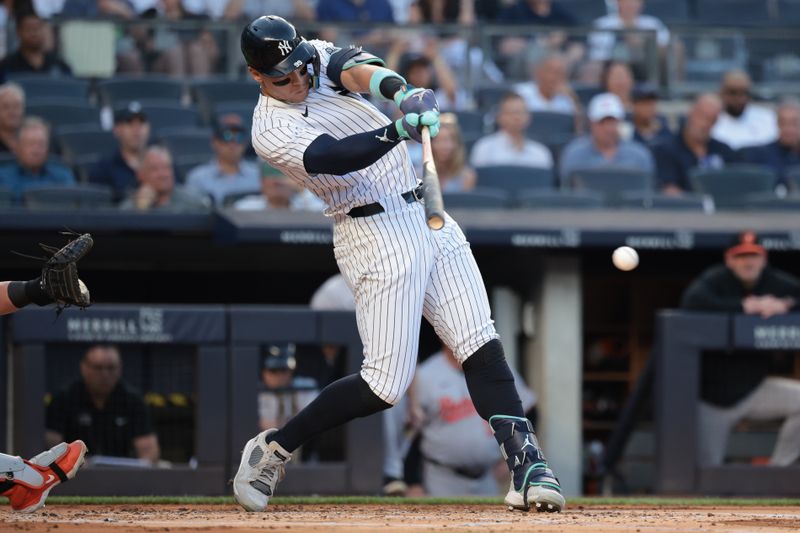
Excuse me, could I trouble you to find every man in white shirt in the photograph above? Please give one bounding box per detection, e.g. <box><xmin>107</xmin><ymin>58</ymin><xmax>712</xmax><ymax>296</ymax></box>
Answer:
<box><xmin>514</xmin><ymin>54</ymin><xmax>577</xmax><ymax>115</ymax></box>
<box><xmin>470</xmin><ymin>92</ymin><xmax>553</xmax><ymax>169</ymax></box>
<box><xmin>711</xmin><ymin>69</ymin><xmax>778</xmax><ymax>151</ymax></box>
<box><xmin>589</xmin><ymin>0</ymin><xmax>670</xmax><ymax>62</ymax></box>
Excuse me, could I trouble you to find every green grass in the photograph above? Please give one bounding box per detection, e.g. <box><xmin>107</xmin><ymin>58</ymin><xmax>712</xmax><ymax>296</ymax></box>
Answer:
<box><xmin>43</xmin><ymin>496</ymin><xmax>800</xmax><ymax>507</ymax></box>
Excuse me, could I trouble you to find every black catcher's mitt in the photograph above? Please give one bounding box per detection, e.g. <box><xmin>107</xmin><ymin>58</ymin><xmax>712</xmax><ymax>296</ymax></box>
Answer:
<box><xmin>38</xmin><ymin>232</ymin><xmax>93</xmax><ymax>309</ymax></box>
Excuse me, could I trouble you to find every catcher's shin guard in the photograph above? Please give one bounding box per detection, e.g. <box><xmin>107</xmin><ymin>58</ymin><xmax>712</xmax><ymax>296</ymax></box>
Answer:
<box><xmin>2</xmin><ymin>441</ymin><xmax>88</xmax><ymax>513</ymax></box>
<box><xmin>490</xmin><ymin>415</ymin><xmax>565</xmax><ymax>512</ymax></box>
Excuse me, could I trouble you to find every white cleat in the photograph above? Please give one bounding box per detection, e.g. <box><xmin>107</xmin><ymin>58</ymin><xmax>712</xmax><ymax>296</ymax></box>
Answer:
<box><xmin>233</xmin><ymin>429</ymin><xmax>291</xmax><ymax>512</ymax></box>
<box><xmin>503</xmin><ymin>480</ymin><xmax>566</xmax><ymax>513</ymax></box>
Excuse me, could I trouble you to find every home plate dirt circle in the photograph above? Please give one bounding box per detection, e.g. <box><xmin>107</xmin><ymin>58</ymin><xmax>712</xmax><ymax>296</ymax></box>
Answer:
<box><xmin>3</xmin><ymin>504</ymin><xmax>800</xmax><ymax>532</ymax></box>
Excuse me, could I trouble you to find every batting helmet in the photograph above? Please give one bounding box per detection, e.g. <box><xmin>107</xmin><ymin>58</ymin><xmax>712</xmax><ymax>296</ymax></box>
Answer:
<box><xmin>241</xmin><ymin>15</ymin><xmax>318</xmax><ymax>78</ymax></box>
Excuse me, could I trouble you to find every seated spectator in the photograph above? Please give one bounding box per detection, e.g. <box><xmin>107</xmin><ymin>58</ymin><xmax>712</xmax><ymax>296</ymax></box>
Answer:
<box><xmin>496</xmin><ymin>0</ymin><xmax>578</xmax><ymax>25</ymax></box>
<box><xmin>413</xmin><ymin>343</ymin><xmax>536</xmax><ymax>496</ymax></box>
<box><xmin>45</xmin><ymin>344</ymin><xmax>161</xmax><ymax>462</ymax></box>
<box><xmin>0</xmin><ymin>117</ymin><xmax>74</xmax><ymax>203</ymax></box>
<box><xmin>630</xmin><ymin>83</ymin><xmax>671</xmax><ymax>148</ymax></box>
<box><xmin>0</xmin><ymin>11</ymin><xmax>72</xmax><ymax>82</ymax></box>
<box><xmin>654</xmin><ymin>93</ymin><xmax>738</xmax><ymax>195</ymax></box>
<box><xmin>119</xmin><ymin>146</ymin><xmax>210</xmax><ymax>212</ymax></box>
<box><xmin>433</xmin><ymin>113</ymin><xmax>476</xmax><ymax>193</ymax></box>
<box><xmin>470</xmin><ymin>92</ymin><xmax>553</xmax><ymax>169</ymax></box>
<box><xmin>747</xmin><ymin>101</ymin><xmax>800</xmax><ymax>192</ymax></box>
<box><xmin>258</xmin><ymin>343</ymin><xmax>318</xmax><ymax>432</ymax></box>
<box><xmin>588</xmin><ymin>0</ymin><xmax>670</xmax><ymax>62</ymax></box>
<box><xmin>559</xmin><ymin>92</ymin><xmax>653</xmax><ymax>183</ymax></box>
<box><xmin>386</xmin><ymin>44</ymin><xmax>468</xmax><ymax>111</ymax></box>
<box><xmin>681</xmin><ymin>231</ymin><xmax>800</xmax><ymax>467</ymax></box>
<box><xmin>185</xmin><ymin>114</ymin><xmax>260</xmax><ymax>206</ymax></box>
<box><xmin>0</xmin><ymin>82</ymin><xmax>25</xmax><ymax>153</ymax></box>
<box><xmin>712</xmin><ymin>70</ymin><xmax>778</xmax><ymax>151</ymax></box>
<box><xmin>88</xmin><ymin>102</ymin><xmax>151</xmax><ymax>202</ymax></box>
<box><xmin>233</xmin><ymin>163</ymin><xmax>326</xmax><ymax>211</ymax></box>
<box><xmin>601</xmin><ymin>60</ymin><xmax>635</xmax><ymax>112</ymax></box>
<box><xmin>514</xmin><ymin>54</ymin><xmax>578</xmax><ymax>115</ymax></box>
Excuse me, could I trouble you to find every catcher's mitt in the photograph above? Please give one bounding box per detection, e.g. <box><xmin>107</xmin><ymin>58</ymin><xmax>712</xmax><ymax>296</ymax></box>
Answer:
<box><xmin>38</xmin><ymin>232</ymin><xmax>93</xmax><ymax>309</ymax></box>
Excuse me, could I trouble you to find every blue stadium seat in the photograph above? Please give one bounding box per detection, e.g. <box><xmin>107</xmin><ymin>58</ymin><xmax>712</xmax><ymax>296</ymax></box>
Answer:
<box><xmin>452</xmin><ymin>111</ymin><xmax>486</xmax><ymax>140</ymax></box>
<box><xmin>745</xmin><ymin>195</ymin><xmax>800</xmax><ymax>210</ymax></box>
<box><xmin>160</xmin><ymin>130</ymin><xmax>214</xmax><ymax>161</ymax></box>
<box><xmin>190</xmin><ymin>80</ymin><xmax>259</xmax><ymax>124</ymax></box>
<box><xmin>213</xmin><ymin>101</ymin><xmax>254</xmax><ymax>132</ymax></box>
<box><xmin>442</xmin><ymin>188</ymin><xmax>510</xmax><ymax>208</ymax></box>
<box><xmin>57</xmin><ymin>128</ymin><xmax>117</xmax><ymax>166</ymax></box>
<box><xmin>785</xmin><ymin>166</ymin><xmax>800</xmax><ymax>191</ymax></box>
<box><xmin>517</xmin><ymin>188</ymin><xmax>604</xmax><ymax>209</ymax></box>
<box><xmin>27</xmin><ymin>101</ymin><xmax>101</xmax><ymax>130</ymax></box>
<box><xmin>690</xmin><ymin>165</ymin><xmax>777</xmax><ymax>209</ymax></box>
<box><xmin>97</xmin><ymin>77</ymin><xmax>184</xmax><ymax>107</ymax></box>
<box><xmin>559</xmin><ymin>0</ymin><xmax>608</xmax><ymax>24</ymax></box>
<box><xmin>0</xmin><ymin>186</ymin><xmax>12</xmax><ymax>207</ymax></box>
<box><xmin>695</xmin><ymin>0</ymin><xmax>772</xmax><ymax>26</ymax></box>
<box><xmin>475</xmin><ymin>86</ymin><xmax>508</xmax><ymax>111</ymax></box>
<box><xmin>125</xmin><ymin>103</ymin><xmax>200</xmax><ymax>136</ymax></box>
<box><xmin>23</xmin><ymin>184</ymin><xmax>114</xmax><ymax>209</ymax></box>
<box><xmin>643</xmin><ymin>0</ymin><xmax>690</xmax><ymax>24</ymax></box>
<box><xmin>475</xmin><ymin>165</ymin><xmax>554</xmax><ymax>194</ymax></box>
<box><xmin>619</xmin><ymin>191</ymin><xmax>710</xmax><ymax>211</ymax></box>
<box><xmin>778</xmin><ymin>0</ymin><xmax>800</xmax><ymax>23</ymax></box>
<box><xmin>573</xmin><ymin>84</ymin><xmax>602</xmax><ymax>108</ymax></box>
<box><xmin>174</xmin><ymin>155</ymin><xmax>210</xmax><ymax>183</ymax></box>
<box><xmin>15</xmin><ymin>76</ymin><xmax>90</xmax><ymax>103</ymax></box>
<box><xmin>566</xmin><ymin>167</ymin><xmax>653</xmax><ymax>206</ymax></box>
<box><xmin>527</xmin><ymin>111</ymin><xmax>574</xmax><ymax>144</ymax></box>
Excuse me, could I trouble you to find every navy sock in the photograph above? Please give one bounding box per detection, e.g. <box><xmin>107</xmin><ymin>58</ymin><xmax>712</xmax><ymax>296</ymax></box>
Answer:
<box><xmin>268</xmin><ymin>373</ymin><xmax>391</xmax><ymax>453</ymax></box>
<box><xmin>462</xmin><ymin>339</ymin><xmax>524</xmax><ymax>420</ymax></box>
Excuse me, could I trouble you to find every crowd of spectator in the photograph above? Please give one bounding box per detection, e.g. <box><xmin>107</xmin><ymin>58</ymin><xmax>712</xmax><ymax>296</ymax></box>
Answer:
<box><xmin>0</xmin><ymin>1</ymin><xmax>796</xmax><ymax>211</ymax></box>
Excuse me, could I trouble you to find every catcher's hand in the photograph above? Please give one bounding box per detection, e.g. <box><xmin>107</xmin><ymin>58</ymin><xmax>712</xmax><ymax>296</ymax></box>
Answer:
<box><xmin>38</xmin><ymin>233</ymin><xmax>93</xmax><ymax>309</ymax></box>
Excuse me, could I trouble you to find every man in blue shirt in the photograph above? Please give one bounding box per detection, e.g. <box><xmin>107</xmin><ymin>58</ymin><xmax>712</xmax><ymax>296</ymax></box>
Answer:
<box><xmin>559</xmin><ymin>92</ymin><xmax>654</xmax><ymax>184</ymax></box>
<box><xmin>631</xmin><ymin>83</ymin><xmax>672</xmax><ymax>149</ymax></box>
<box><xmin>88</xmin><ymin>102</ymin><xmax>150</xmax><ymax>202</ymax></box>
<box><xmin>0</xmin><ymin>117</ymin><xmax>74</xmax><ymax>203</ymax></box>
<box><xmin>746</xmin><ymin>102</ymin><xmax>800</xmax><ymax>191</ymax></box>
<box><xmin>653</xmin><ymin>93</ymin><xmax>738</xmax><ymax>194</ymax></box>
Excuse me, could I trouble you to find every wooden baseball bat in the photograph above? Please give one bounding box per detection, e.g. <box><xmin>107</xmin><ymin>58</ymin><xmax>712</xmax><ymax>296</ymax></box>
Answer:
<box><xmin>420</xmin><ymin>126</ymin><xmax>445</xmax><ymax>230</ymax></box>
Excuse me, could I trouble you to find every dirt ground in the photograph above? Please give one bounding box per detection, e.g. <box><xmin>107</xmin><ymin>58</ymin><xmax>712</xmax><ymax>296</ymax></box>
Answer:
<box><xmin>3</xmin><ymin>504</ymin><xmax>800</xmax><ymax>533</ymax></box>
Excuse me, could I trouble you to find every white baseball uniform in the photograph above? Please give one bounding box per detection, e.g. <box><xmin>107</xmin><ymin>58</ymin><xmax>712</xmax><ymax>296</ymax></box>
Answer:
<box><xmin>252</xmin><ymin>40</ymin><xmax>498</xmax><ymax>405</ymax></box>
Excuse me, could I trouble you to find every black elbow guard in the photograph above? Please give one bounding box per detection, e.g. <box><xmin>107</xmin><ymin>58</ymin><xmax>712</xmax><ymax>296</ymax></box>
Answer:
<box><xmin>327</xmin><ymin>46</ymin><xmax>385</xmax><ymax>90</ymax></box>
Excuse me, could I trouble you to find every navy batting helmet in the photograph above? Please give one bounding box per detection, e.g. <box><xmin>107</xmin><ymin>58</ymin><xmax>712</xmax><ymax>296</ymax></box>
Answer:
<box><xmin>241</xmin><ymin>15</ymin><xmax>317</xmax><ymax>79</ymax></box>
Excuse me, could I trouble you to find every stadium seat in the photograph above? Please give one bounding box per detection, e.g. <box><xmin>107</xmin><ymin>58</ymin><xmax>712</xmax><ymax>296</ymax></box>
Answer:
<box><xmin>130</xmin><ymin>104</ymin><xmax>200</xmax><ymax>136</ymax></box>
<box><xmin>526</xmin><ymin>111</ymin><xmax>574</xmax><ymax>144</ymax></box>
<box><xmin>23</xmin><ymin>184</ymin><xmax>114</xmax><ymax>209</ymax></box>
<box><xmin>785</xmin><ymin>166</ymin><xmax>800</xmax><ymax>191</ymax></box>
<box><xmin>573</xmin><ymin>84</ymin><xmax>602</xmax><ymax>108</ymax></box>
<box><xmin>696</xmin><ymin>0</ymin><xmax>772</xmax><ymax>26</ymax></box>
<box><xmin>566</xmin><ymin>167</ymin><xmax>652</xmax><ymax>206</ymax></box>
<box><xmin>619</xmin><ymin>191</ymin><xmax>711</xmax><ymax>212</ymax></box>
<box><xmin>745</xmin><ymin>194</ymin><xmax>800</xmax><ymax>210</ymax></box>
<box><xmin>57</xmin><ymin>128</ymin><xmax>117</xmax><ymax>166</ymax></box>
<box><xmin>475</xmin><ymin>86</ymin><xmax>507</xmax><ymax>111</ymax></box>
<box><xmin>190</xmin><ymin>80</ymin><xmax>259</xmax><ymax>124</ymax></box>
<box><xmin>442</xmin><ymin>187</ymin><xmax>510</xmax><ymax>208</ymax></box>
<box><xmin>15</xmin><ymin>76</ymin><xmax>90</xmax><ymax>103</ymax></box>
<box><xmin>558</xmin><ymin>0</ymin><xmax>608</xmax><ymax>24</ymax></box>
<box><xmin>452</xmin><ymin>111</ymin><xmax>486</xmax><ymax>140</ymax></box>
<box><xmin>0</xmin><ymin>186</ymin><xmax>13</xmax><ymax>207</ymax></box>
<box><xmin>778</xmin><ymin>0</ymin><xmax>800</xmax><ymax>23</ymax></box>
<box><xmin>27</xmin><ymin>101</ymin><xmax>101</xmax><ymax>130</ymax></box>
<box><xmin>97</xmin><ymin>77</ymin><xmax>184</xmax><ymax>107</ymax></box>
<box><xmin>690</xmin><ymin>165</ymin><xmax>778</xmax><ymax>209</ymax></box>
<box><xmin>643</xmin><ymin>0</ymin><xmax>690</xmax><ymax>24</ymax></box>
<box><xmin>680</xmin><ymin>35</ymin><xmax>749</xmax><ymax>84</ymax></box>
<box><xmin>517</xmin><ymin>188</ymin><xmax>604</xmax><ymax>209</ymax></box>
<box><xmin>475</xmin><ymin>165</ymin><xmax>554</xmax><ymax>194</ymax></box>
<box><xmin>213</xmin><ymin>101</ymin><xmax>254</xmax><ymax>131</ymax></box>
<box><xmin>159</xmin><ymin>130</ymin><xmax>214</xmax><ymax>161</ymax></box>
<box><xmin>174</xmin><ymin>155</ymin><xmax>210</xmax><ymax>183</ymax></box>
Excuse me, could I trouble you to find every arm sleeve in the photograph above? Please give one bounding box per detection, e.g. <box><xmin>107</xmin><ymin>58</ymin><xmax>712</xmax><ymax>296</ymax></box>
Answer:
<box><xmin>680</xmin><ymin>277</ymin><xmax>744</xmax><ymax>312</ymax></box>
<box><xmin>303</xmin><ymin>126</ymin><xmax>403</xmax><ymax>176</ymax></box>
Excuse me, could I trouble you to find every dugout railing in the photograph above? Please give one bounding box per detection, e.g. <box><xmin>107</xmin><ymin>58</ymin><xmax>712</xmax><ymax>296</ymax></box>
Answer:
<box><xmin>654</xmin><ymin>311</ymin><xmax>800</xmax><ymax>496</ymax></box>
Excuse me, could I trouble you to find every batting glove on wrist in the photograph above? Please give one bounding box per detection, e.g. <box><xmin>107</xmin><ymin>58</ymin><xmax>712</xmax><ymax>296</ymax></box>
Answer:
<box><xmin>393</xmin><ymin>87</ymin><xmax>441</xmax><ymax>143</ymax></box>
<box><xmin>394</xmin><ymin>111</ymin><xmax>440</xmax><ymax>143</ymax></box>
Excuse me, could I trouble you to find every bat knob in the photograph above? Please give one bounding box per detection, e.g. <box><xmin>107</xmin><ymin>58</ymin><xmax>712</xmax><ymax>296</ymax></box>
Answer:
<box><xmin>427</xmin><ymin>214</ymin><xmax>445</xmax><ymax>230</ymax></box>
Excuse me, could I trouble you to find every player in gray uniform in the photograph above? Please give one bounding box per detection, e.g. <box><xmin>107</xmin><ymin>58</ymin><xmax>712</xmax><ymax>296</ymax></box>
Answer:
<box><xmin>232</xmin><ymin>15</ymin><xmax>564</xmax><ymax>513</ymax></box>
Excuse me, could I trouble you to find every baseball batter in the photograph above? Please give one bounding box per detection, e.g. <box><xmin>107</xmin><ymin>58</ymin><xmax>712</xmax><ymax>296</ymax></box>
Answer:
<box><xmin>233</xmin><ymin>15</ymin><xmax>564</xmax><ymax>513</ymax></box>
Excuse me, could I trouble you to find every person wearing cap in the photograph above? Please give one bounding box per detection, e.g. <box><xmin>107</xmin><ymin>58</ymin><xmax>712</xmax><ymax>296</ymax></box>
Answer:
<box><xmin>0</xmin><ymin>117</ymin><xmax>75</xmax><ymax>204</ymax></box>
<box><xmin>559</xmin><ymin>92</ymin><xmax>653</xmax><ymax>183</ymax></box>
<box><xmin>711</xmin><ymin>69</ymin><xmax>778</xmax><ymax>151</ymax></box>
<box><xmin>185</xmin><ymin>114</ymin><xmax>260</xmax><ymax>207</ymax></box>
<box><xmin>119</xmin><ymin>146</ymin><xmax>210</xmax><ymax>213</ymax></box>
<box><xmin>681</xmin><ymin>231</ymin><xmax>800</xmax><ymax>467</ymax></box>
<box><xmin>258</xmin><ymin>344</ymin><xmax>319</xmax><ymax>433</ymax></box>
<box><xmin>630</xmin><ymin>83</ymin><xmax>671</xmax><ymax>148</ymax></box>
<box><xmin>653</xmin><ymin>93</ymin><xmax>738</xmax><ymax>195</ymax></box>
<box><xmin>232</xmin><ymin>163</ymin><xmax>326</xmax><ymax>212</ymax></box>
<box><xmin>88</xmin><ymin>101</ymin><xmax>151</xmax><ymax>202</ymax></box>
<box><xmin>470</xmin><ymin>91</ymin><xmax>553</xmax><ymax>170</ymax></box>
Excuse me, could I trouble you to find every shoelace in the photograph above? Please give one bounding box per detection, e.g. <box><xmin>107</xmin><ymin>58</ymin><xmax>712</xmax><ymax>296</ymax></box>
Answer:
<box><xmin>253</xmin><ymin>457</ymin><xmax>285</xmax><ymax>487</ymax></box>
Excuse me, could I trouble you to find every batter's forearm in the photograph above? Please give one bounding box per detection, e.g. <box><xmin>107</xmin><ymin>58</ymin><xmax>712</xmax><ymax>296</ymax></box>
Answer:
<box><xmin>303</xmin><ymin>126</ymin><xmax>403</xmax><ymax>175</ymax></box>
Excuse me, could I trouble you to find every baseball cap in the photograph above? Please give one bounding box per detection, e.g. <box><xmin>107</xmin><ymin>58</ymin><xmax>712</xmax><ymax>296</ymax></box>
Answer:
<box><xmin>726</xmin><ymin>231</ymin><xmax>766</xmax><ymax>257</ymax></box>
<box><xmin>213</xmin><ymin>113</ymin><xmax>245</xmax><ymax>141</ymax></box>
<box><xmin>632</xmin><ymin>83</ymin><xmax>659</xmax><ymax>101</ymax></box>
<box><xmin>262</xmin><ymin>343</ymin><xmax>297</xmax><ymax>371</ymax></box>
<box><xmin>113</xmin><ymin>101</ymin><xmax>148</xmax><ymax>124</ymax></box>
<box><xmin>587</xmin><ymin>93</ymin><xmax>625</xmax><ymax>122</ymax></box>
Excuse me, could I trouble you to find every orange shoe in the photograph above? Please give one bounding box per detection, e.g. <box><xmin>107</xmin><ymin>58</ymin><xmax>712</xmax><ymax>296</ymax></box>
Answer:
<box><xmin>4</xmin><ymin>440</ymin><xmax>88</xmax><ymax>513</ymax></box>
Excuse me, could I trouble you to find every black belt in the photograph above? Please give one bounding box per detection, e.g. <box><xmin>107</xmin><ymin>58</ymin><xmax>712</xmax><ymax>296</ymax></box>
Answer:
<box><xmin>346</xmin><ymin>186</ymin><xmax>423</xmax><ymax>218</ymax></box>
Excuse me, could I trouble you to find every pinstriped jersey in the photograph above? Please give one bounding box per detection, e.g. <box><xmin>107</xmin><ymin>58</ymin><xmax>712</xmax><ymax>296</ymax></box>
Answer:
<box><xmin>250</xmin><ymin>40</ymin><xmax>418</xmax><ymax>216</ymax></box>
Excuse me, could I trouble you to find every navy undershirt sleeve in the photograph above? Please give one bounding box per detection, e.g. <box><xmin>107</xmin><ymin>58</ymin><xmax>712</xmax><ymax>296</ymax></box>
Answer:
<box><xmin>303</xmin><ymin>125</ymin><xmax>402</xmax><ymax>176</ymax></box>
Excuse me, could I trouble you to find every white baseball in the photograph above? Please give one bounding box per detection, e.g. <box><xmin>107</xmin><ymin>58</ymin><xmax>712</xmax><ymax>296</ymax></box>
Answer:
<box><xmin>612</xmin><ymin>246</ymin><xmax>639</xmax><ymax>271</ymax></box>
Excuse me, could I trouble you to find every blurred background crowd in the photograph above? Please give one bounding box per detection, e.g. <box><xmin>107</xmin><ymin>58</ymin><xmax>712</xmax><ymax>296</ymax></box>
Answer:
<box><xmin>0</xmin><ymin>0</ymin><xmax>797</xmax><ymax>212</ymax></box>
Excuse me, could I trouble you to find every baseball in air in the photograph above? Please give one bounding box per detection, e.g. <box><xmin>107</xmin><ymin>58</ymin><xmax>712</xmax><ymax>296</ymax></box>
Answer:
<box><xmin>612</xmin><ymin>246</ymin><xmax>639</xmax><ymax>271</ymax></box>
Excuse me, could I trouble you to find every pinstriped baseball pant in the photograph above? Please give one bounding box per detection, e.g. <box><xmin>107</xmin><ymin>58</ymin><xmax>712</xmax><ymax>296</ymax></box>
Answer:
<box><xmin>333</xmin><ymin>197</ymin><xmax>498</xmax><ymax>405</ymax></box>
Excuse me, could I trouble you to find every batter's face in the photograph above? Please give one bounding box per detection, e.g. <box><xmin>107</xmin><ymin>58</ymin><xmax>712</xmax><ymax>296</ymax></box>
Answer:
<box><xmin>250</xmin><ymin>66</ymin><xmax>310</xmax><ymax>104</ymax></box>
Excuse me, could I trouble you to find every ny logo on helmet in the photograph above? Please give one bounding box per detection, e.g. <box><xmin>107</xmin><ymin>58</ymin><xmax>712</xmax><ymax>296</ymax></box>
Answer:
<box><xmin>278</xmin><ymin>40</ymin><xmax>292</xmax><ymax>56</ymax></box>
